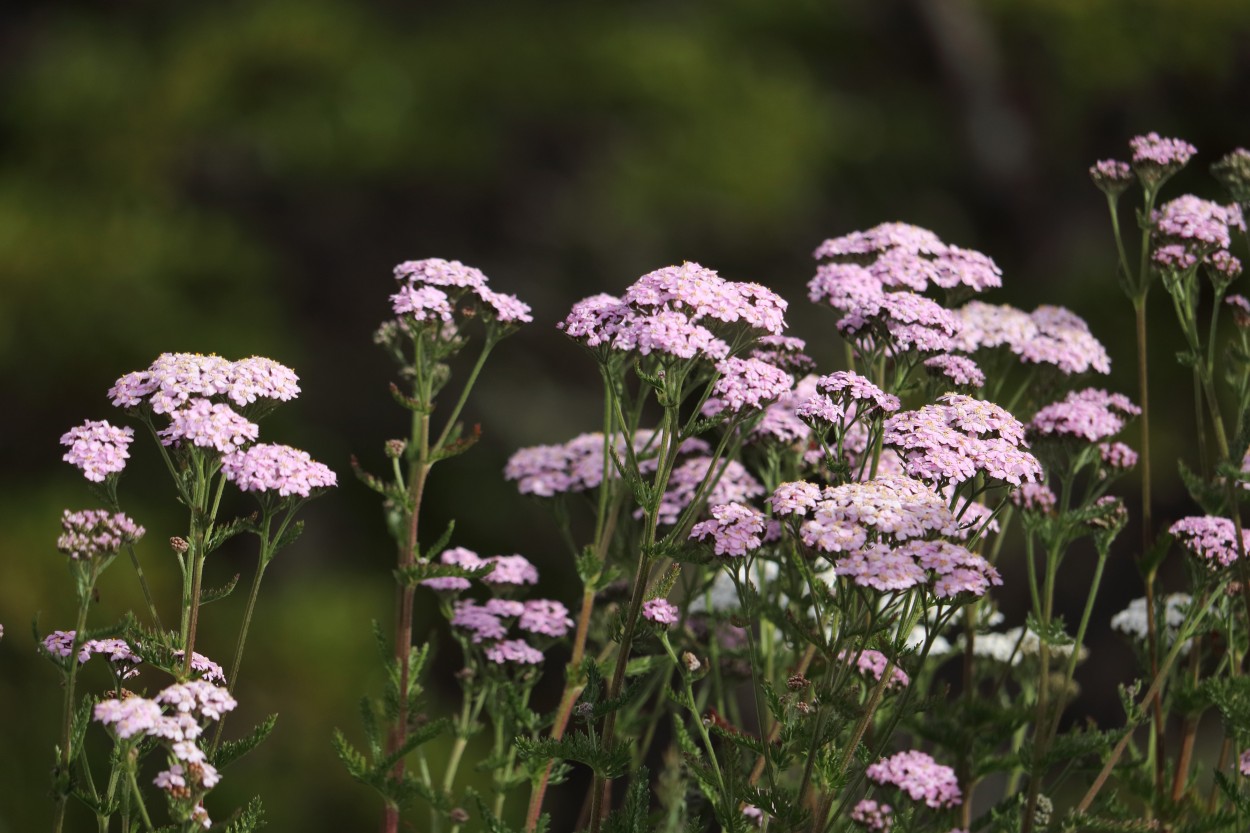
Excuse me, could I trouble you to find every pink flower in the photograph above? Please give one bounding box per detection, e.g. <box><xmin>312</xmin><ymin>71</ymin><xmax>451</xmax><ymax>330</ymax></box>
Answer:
<box><xmin>485</xmin><ymin>639</ymin><xmax>544</xmax><ymax>665</ymax></box>
<box><xmin>866</xmin><ymin>749</ymin><xmax>961</xmax><ymax>808</ymax></box>
<box><xmin>690</xmin><ymin>503</ymin><xmax>767</xmax><ymax>557</ymax></box>
<box><xmin>519</xmin><ymin>599</ymin><xmax>574</xmax><ymax>637</ymax></box>
<box><xmin>642</xmin><ymin>598</ymin><xmax>680</xmax><ymax>625</ymax></box>
<box><xmin>222</xmin><ymin>443</ymin><xmax>337</xmax><ymax>498</ymax></box>
<box><xmin>57</xmin><ymin>509</ymin><xmax>145</xmax><ymax>560</ymax></box>
<box><xmin>60</xmin><ymin>420</ymin><xmax>134</xmax><ymax>482</ymax></box>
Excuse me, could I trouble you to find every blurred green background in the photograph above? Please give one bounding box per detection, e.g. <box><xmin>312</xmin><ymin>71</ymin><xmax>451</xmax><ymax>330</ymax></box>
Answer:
<box><xmin>3</xmin><ymin>0</ymin><xmax>1249</xmax><ymax>829</ymax></box>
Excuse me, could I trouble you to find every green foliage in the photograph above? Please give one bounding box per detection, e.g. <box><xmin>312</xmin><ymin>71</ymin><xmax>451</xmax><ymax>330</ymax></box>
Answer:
<box><xmin>214</xmin><ymin>714</ymin><xmax>279</xmax><ymax>770</ymax></box>
<box><xmin>199</xmin><ymin>572</ymin><xmax>241</xmax><ymax>606</ymax></box>
<box><xmin>514</xmin><ymin>730</ymin><xmax>631</xmax><ymax>779</ymax></box>
<box><xmin>222</xmin><ymin>797</ymin><xmax>268</xmax><ymax>833</ymax></box>
<box><xmin>603</xmin><ymin>767</ymin><xmax>653</xmax><ymax>833</ymax></box>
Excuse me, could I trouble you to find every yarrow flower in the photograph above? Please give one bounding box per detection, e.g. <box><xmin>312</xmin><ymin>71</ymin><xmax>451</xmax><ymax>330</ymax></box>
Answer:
<box><xmin>866</xmin><ymin>749</ymin><xmax>961</xmax><ymax>808</ymax></box>
<box><xmin>483</xmin><ymin>554</ymin><xmax>540</xmax><ymax>586</ymax></box>
<box><xmin>559</xmin><ymin>262</ymin><xmax>786</xmax><ymax>363</ymax></box>
<box><xmin>60</xmin><ymin>420</ymin><xmax>134</xmax><ymax>482</ymax></box>
<box><xmin>156</xmin><ymin>681</ymin><xmax>238</xmax><ymax>721</ymax></box>
<box><xmin>642</xmin><ymin>598</ymin><xmax>680</xmax><ymax>625</ymax></box>
<box><xmin>393</xmin><ymin>258</ymin><xmax>533</xmax><ymax>324</ymax></box>
<box><xmin>1098</xmin><ymin>441</ymin><xmax>1139</xmax><ymax>471</ymax></box>
<box><xmin>799</xmin><ymin>475</ymin><xmax>962</xmax><ymax>554</ymax></box>
<box><xmin>485</xmin><ymin>639</ymin><xmax>544</xmax><ymax>665</ymax></box>
<box><xmin>1170</xmin><ymin>515</ymin><xmax>1250</xmax><ymax>568</ymax></box>
<box><xmin>518</xmin><ymin>599</ymin><xmax>574</xmax><ymax>637</ymax></box>
<box><xmin>702</xmin><ymin>356</ymin><xmax>793</xmax><ymax>417</ymax></box>
<box><xmin>505</xmin><ymin>431</ymin><xmax>710</xmax><ymax>497</ymax></box>
<box><xmin>1089</xmin><ymin>159</ymin><xmax>1134</xmax><ymax>195</ymax></box>
<box><xmin>884</xmin><ymin>395</ymin><xmax>1042</xmax><ymax>487</ymax></box>
<box><xmin>109</xmin><ymin>353</ymin><xmax>300</xmax><ymax>414</ymax></box>
<box><xmin>840</xmin><ymin>649</ymin><xmax>909</xmax><ymax>689</ymax></box>
<box><xmin>158</xmin><ymin>399</ymin><xmax>259</xmax><ymax>454</ymax></box>
<box><xmin>812</xmin><ymin>222</ymin><xmax>1001</xmax><ymax>294</ymax></box>
<box><xmin>173</xmin><ymin>650</ymin><xmax>228</xmax><ymax>685</ymax></box>
<box><xmin>850</xmin><ymin>799</ymin><xmax>893</xmax><ymax>832</ymax></box>
<box><xmin>690</xmin><ymin>503</ymin><xmax>767</xmax><ymax>557</ymax></box>
<box><xmin>451</xmin><ymin>600</ymin><xmax>509</xmax><ymax>643</ymax></box>
<box><xmin>923</xmin><ymin>354</ymin><xmax>985</xmax><ymax>388</ymax></box>
<box><xmin>1010</xmin><ymin>482</ymin><xmax>1057</xmax><ymax>514</ymax></box>
<box><xmin>836</xmin><ymin>291</ymin><xmax>962</xmax><ymax>356</ymax></box>
<box><xmin>1018</xmin><ymin>306</ymin><xmax>1111</xmax><ymax>375</ymax></box>
<box><xmin>769</xmin><ymin>481</ymin><xmax>825</xmax><ymax>518</ymax></box>
<box><xmin>221</xmin><ymin>443</ymin><xmax>337</xmax><ymax>498</ymax></box>
<box><xmin>57</xmin><ymin>509</ymin><xmax>145</xmax><ymax>560</ymax></box>
<box><xmin>1029</xmin><ymin>389</ymin><xmax>1140</xmax><ymax>444</ymax></box>
<box><xmin>813</xmin><ymin>371</ymin><xmax>900</xmax><ymax>416</ymax></box>
<box><xmin>1129</xmin><ymin>132</ymin><xmax>1196</xmax><ymax>182</ymax></box>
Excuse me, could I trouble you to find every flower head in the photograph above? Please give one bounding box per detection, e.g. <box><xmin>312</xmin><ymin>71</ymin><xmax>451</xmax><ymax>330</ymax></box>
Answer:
<box><xmin>61</xmin><ymin>420</ymin><xmax>134</xmax><ymax>482</ymax></box>
<box><xmin>394</xmin><ymin>258</ymin><xmax>532</xmax><ymax>324</ymax></box>
<box><xmin>690</xmin><ymin>503</ymin><xmax>767</xmax><ymax>557</ymax></box>
<box><xmin>1170</xmin><ymin>515</ymin><xmax>1250</xmax><ymax>567</ymax></box>
<box><xmin>1089</xmin><ymin>159</ymin><xmax>1134</xmax><ymax>196</ymax></box>
<box><xmin>57</xmin><ymin>509</ymin><xmax>145</xmax><ymax>560</ymax></box>
<box><xmin>1029</xmin><ymin>389</ymin><xmax>1140</xmax><ymax>444</ymax></box>
<box><xmin>485</xmin><ymin>639</ymin><xmax>544</xmax><ymax>665</ymax></box>
<box><xmin>702</xmin><ymin>357</ymin><xmax>793</xmax><ymax>417</ymax></box>
<box><xmin>866</xmin><ymin>750</ymin><xmax>961</xmax><ymax>809</ymax></box>
<box><xmin>221</xmin><ymin>443</ymin><xmax>337</xmax><ymax>498</ymax></box>
<box><xmin>1130</xmin><ymin>132</ymin><xmax>1196</xmax><ymax>176</ymax></box>
<box><xmin>157</xmin><ymin>399</ymin><xmax>259</xmax><ymax>454</ymax></box>
<box><xmin>518</xmin><ymin>599</ymin><xmax>574</xmax><ymax>637</ymax></box>
<box><xmin>642</xmin><ymin>598</ymin><xmax>681</xmax><ymax>625</ymax></box>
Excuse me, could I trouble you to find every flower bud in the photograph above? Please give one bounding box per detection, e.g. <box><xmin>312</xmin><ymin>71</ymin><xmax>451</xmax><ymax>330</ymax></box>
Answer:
<box><xmin>385</xmin><ymin>439</ymin><xmax>407</xmax><ymax>460</ymax></box>
<box><xmin>170</xmin><ymin>536</ymin><xmax>190</xmax><ymax>554</ymax></box>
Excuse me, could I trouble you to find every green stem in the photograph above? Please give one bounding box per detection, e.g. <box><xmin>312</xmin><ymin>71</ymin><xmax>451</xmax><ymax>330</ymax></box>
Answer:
<box><xmin>52</xmin><ymin>587</ymin><xmax>95</xmax><ymax>833</ymax></box>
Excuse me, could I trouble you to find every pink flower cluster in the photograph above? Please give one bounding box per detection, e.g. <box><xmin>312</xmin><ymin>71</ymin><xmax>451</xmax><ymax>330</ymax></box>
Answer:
<box><xmin>923</xmin><ymin>354</ymin><xmax>985</xmax><ymax>388</ymax></box>
<box><xmin>702</xmin><ymin>356</ymin><xmax>793</xmax><ymax>417</ymax></box>
<box><xmin>392</xmin><ymin>258</ymin><xmax>533</xmax><ymax>324</ymax></box>
<box><xmin>221</xmin><ymin>443</ymin><xmax>337</xmax><ymax>498</ymax></box>
<box><xmin>865</xmin><ymin>749</ymin><xmax>962</xmax><ymax>809</ymax></box>
<box><xmin>839</xmin><ymin>649</ymin><xmax>909</xmax><ymax>689</ymax></box>
<box><xmin>110</xmin><ymin>353</ymin><xmax>300</xmax><ymax>414</ymax></box>
<box><xmin>60</xmin><ymin>420</ymin><xmax>134</xmax><ymax>482</ymax></box>
<box><xmin>173</xmin><ymin>650</ymin><xmax>228</xmax><ymax>684</ymax></box>
<box><xmin>850</xmin><ymin>799</ymin><xmax>893</xmax><ymax>831</ymax></box>
<box><xmin>450</xmin><ymin>595</ymin><xmax>572</xmax><ymax>665</ymax></box>
<box><xmin>642</xmin><ymin>598</ymin><xmax>680</xmax><ymax>625</ymax></box>
<box><xmin>1029</xmin><ymin>389</ymin><xmax>1140</xmax><ymax>444</ymax></box>
<box><xmin>812</xmin><ymin>371</ymin><xmax>900</xmax><ymax>416</ymax></box>
<box><xmin>1098</xmin><ymin>441</ymin><xmax>1139</xmax><ymax>471</ymax></box>
<box><xmin>42</xmin><ymin>631</ymin><xmax>141</xmax><ymax>679</ymax></box>
<box><xmin>884</xmin><ymin>395</ymin><xmax>1042</xmax><ymax>486</ymax></box>
<box><xmin>157</xmin><ymin>399</ymin><xmax>259</xmax><ymax>454</ymax></box>
<box><xmin>836</xmin><ymin>291</ymin><xmax>962</xmax><ymax>355</ymax></box>
<box><xmin>813</xmin><ymin>222</ymin><xmax>1002</xmax><ymax>294</ymax></box>
<box><xmin>796</xmin><ymin>475</ymin><xmax>963</xmax><ymax>552</ymax></box>
<box><xmin>1170</xmin><ymin>516</ymin><xmax>1250</xmax><ymax>568</ymax></box>
<box><xmin>1089</xmin><ymin>159</ymin><xmax>1134</xmax><ymax>193</ymax></box>
<box><xmin>1152</xmin><ymin>195</ymin><xmax>1245</xmax><ymax>277</ymax></box>
<box><xmin>56</xmin><ymin>509</ymin><xmax>145</xmax><ymax>560</ymax></box>
<box><xmin>952</xmin><ymin>302</ymin><xmax>1110</xmax><ymax>376</ymax></box>
<box><xmin>690</xmin><ymin>502</ymin><xmax>767</xmax><ymax>557</ymax></box>
<box><xmin>1130</xmin><ymin>132</ymin><xmax>1196</xmax><ymax>170</ymax></box>
<box><xmin>749</xmin><ymin>335</ymin><xmax>815</xmax><ymax>373</ymax></box>
<box><xmin>835</xmin><ymin>539</ymin><xmax>1000</xmax><ymax>597</ymax></box>
<box><xmin>559</xmin><ymin>262</ymin><xmax>787</xmax><ymax>361</ymax></box>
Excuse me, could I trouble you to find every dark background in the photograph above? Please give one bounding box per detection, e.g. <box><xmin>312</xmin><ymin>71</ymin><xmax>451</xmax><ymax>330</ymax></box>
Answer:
<box><xmin>2</xmin><ymin>0</ymin><xmax>1248</xmax><ymax>829</ymax></box>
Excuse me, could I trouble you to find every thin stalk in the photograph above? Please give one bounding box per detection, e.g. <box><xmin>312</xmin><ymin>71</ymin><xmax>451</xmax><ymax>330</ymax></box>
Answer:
<box><xmin>1077</xmin><ymin>590</ymin><xmax>1220</xmax><ymax>813</ymax></box>
<box><xmin>52</xmin><ymin>588</ymin><xmax>95</xmax><ymax>833</ymax></box>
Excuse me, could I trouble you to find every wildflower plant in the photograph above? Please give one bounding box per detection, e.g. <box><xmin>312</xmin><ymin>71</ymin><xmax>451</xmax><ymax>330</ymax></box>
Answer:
<box><xmin>47</xmin><ymin>353</ymin><xmax>335</xmax><ymax>832</ymax></box>
<box><xmin>39</xmin><ymin>131</ymin><xmax>1250</xmax><ymax>833</ymax></box>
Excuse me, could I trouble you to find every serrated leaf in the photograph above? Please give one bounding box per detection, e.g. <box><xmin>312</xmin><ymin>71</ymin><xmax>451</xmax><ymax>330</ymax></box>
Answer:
<box><xmin>430</xmin><ymin>424</ymin><xmax>482</xmax><ymax>462</ymax></box>
<box><xmin>332</xmin><ymin>730</ymin><xmax>369</xmax><ymax>781</ymax></box>
<box><xmin>421</xmin><ymin>520</ymin><xmax>457</xmax><ymax>562</ymax></box>
<box><xmin>514</xmin><ymin>731</ymin><xmax>631</xmax><ymax>778</ymax></box>
<box><xmin>1178</xmin><ymin>459</ymin><xmax>1227</xmax><ymax>515</ymax></box>
<box><xmin>389</xmin><ymin>382</ymin><xmax>431</xmax><ymax>414</ymax></box>
<box><xmin>394</xmin><ymin>560</ymin><xmax>491</xmax><ymax>588</ymax></box>
<box><xmin>221</xmin><ymin>796</ymin><xmax>267</xmax><ymax>833</ymax></box>
<box><xmin>206</xmin><ymin>514</ymin><xmax>257</xmax><ymax>553</ymax></box>
<box><xmin>214</xmin><ymin>714</ymin><xmax>278</xmax><ymax>770</ymax></box>
<box><xmin>199</xmin><ymin>573</ymin><xmax>241</xmax><ymax>606</ymax></box>
<box><xmin>376</xmin><ymin>717</ymin><xmax>451</xmax><ymax>775</ymax></box>
<box><xmin>604</xmin><ymin>767</ymin><xmax>652</xmax><ymax>833</ymax></box>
